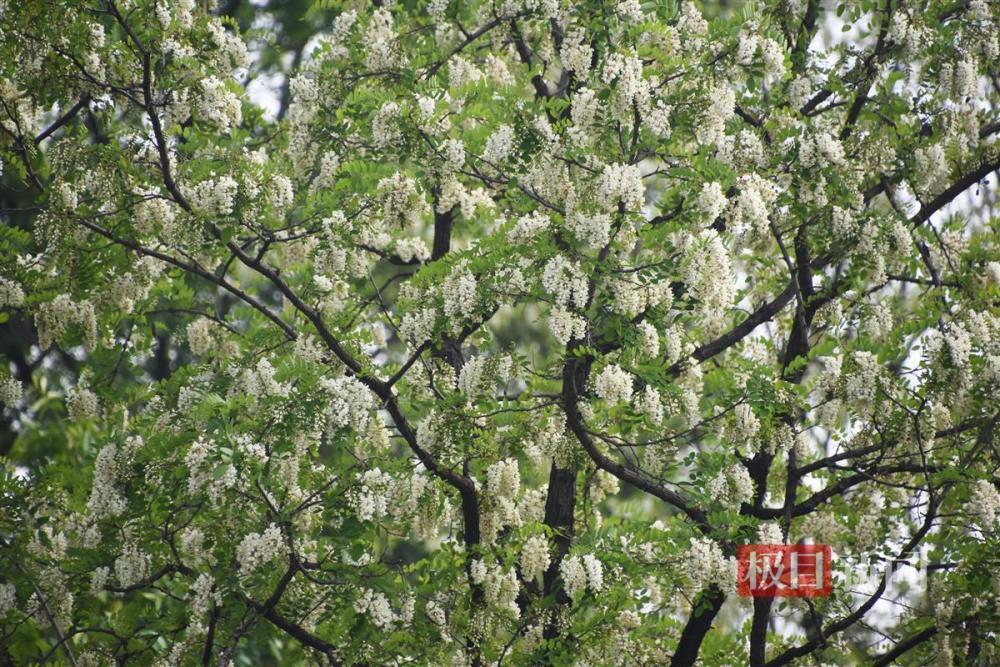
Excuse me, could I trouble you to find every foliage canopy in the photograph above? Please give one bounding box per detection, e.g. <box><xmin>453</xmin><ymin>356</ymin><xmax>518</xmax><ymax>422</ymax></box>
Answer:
<box><xmin>1</xmin><ymin>0</ymin><xmax>1000</xmax><ymax>665</ymax></box>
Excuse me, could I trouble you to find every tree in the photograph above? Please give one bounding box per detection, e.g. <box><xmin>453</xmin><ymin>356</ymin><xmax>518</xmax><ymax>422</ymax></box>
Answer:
<box><xmin>1</xmin><ymin>0</ymin><xmax>999</xmax><ymax>664</ymax></box>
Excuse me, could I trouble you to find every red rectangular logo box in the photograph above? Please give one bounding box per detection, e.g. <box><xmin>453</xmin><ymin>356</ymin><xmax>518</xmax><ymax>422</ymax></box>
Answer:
<box><xmin>737</xmin><ymin>544</ymin><xmax>833</xmax><ymax>597</ymax></box>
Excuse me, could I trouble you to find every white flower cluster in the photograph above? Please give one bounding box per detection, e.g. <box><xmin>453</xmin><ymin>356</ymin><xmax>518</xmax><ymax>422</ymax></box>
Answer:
<box><xmin>354</xmin><ymin>588</ymin><xmax>396</xmax><ymax>629</ymax></box>
<box><xmin>181</xmin><ymin>526</ymin><xmax>213</xmax><ymax>567</ymax></box>
<box><xmin>663</xmin><ymin>324</ymin><xmax>684</xmax><ymax>364</ymax></box>
<box><xmin>799</xmin><ymin>131</ymin><xmax>847</xmax><ymax>170</ymax></box>
<box><xmin>399</xmin><ymin>304</ymin><xmax>437</xmax><ymax>346</ymax></box>
<box><xmin>134</xmin><ymin>196</ymin><xmax>181</xmax><ymax>241</ymax></box>
<box><xmin>636</xmin><ymin>321</ymin><xmax>659</xmax><ymax>358</ymax></box>
<box><xmin>569</xmin><ymin>87</ymin><xmax>600</xmax><ymax>146</ymax></box>
<box><xmin>189</xmin><ymin>573</ymin><xmax>220</xmax><ymax>633</ymax></box>
<box><xmin>486</xmin><ymin>457</ymin><xmax>520</xmax><ymax>499</ymax></box>
<box><xmin>730</xmin><ymin>174</ymin><xmax>777</xmax><ymax>238</ymax></box>
<box><xmin>634</xmin><ymin>385</ymin><xmax>663</xmax><ymax>425</ymax></box>
<box><xmin>36</xmin><ymin>294</ymin><xmax>98</xmax><ymax>351</ymax></box>
<box><xmin>616</xmin><ymin>0</ymin><xmax>644</xmax><ymax>23</ymax></box>
<box><xmin>972</xmin><ymin>480</ymin><xmax>1000</xmax><ymax>529</ymax></box>
<box><xmin>542</xmin><ymin>255</ymin><xmax>588</xmax><ymax>309</ymax></box>
<box><xmin>90</xmin><ymin>567</ymin><xmax>109</xmax><ymax>595</ymax></box>
<box><xmin>519</xmin><ymin>535</ymin><xmax>551</xmax><ymax>582</ymax></box>
<box><xmin>448</xmin><ymin>55</ymin><xmax>484</xmax><ymax>89</ymax></box>
<box><xmin>67</xmin><ymin>383</ymin><xmax>100</xmax><ymax>420</ymax></box>
<box><xmin>845</xmin><ymin>351</ymin><xmax>880</xmax><ymax>409</ymax></box>
<box><xmin>483</xmin><ymin>124</ymin><xmax>515</xmax><ymax>164</ymax></box>
<box><xmin>945</xmin><ymin>323</ymin><xmax>972</xmax><ymax>369</ymax></box>
<box><xmin>598</xmin><ymin>163</ymin><xmax>645</xmax><ymax>212</ymax></box>
<box><xmin>507</xmin><ymin>211</ymin><xmax>551</xmax><ymax>242</ymax></box>
<box><xmin>483</xmin><ymin>567</ymin><xmax>520</xmax><ymax>615</ymax></box>
<box><xmin>194</xmin><ymin>76</ymin><xmax>242</xmax><ymax>132</ymax></box>
<box><xmin>602</xmin><ymin>51</ymin><xmax>651</xmax><ymax>121</ymax></box>
<box><xmin>0</xmin><ymin>277</ymin><xmax>24</xmax><ymax>308</ymax></box>
<box><xmin>182</xmin><ymin>431</ymin><xmax>216</xmax><ymax>490</ymax></box>
<box><xmin>309</xmin><ymin>150</ymin><xmax>341</xmax><ymax>196</ymax></box>
<box><xmin>594</xmin><ymin>364</ymin><xmax>633</xmax><ymax>405</ymax></box>
<box><xmin>236</xmin><ymin>524</ymin><xmax>284</xmax><ymax>576</ymax></box>
<box><xmin>372</xmin><ymin>101</ymin><xmax>401</xmax><ymax>149</ymax></box>
<box><xmin>684</xmin><ymin>537</ymin><xmax>733</xmax><ymax>594</ymax></box>
<box><xmin>706</xmin><ymin>463</ymin><xmax>754</xmax><ymax>509</ymax></box>
<box><xmin>0</xmin><ymin>377</ymin><xmax>21</xmax><ymax>406</ymax></box>
<box><xmin>698</xmin><ymin>83</ymin><xmax>735</xmax><ymax>146</ymax></box>
<box><xmin>114</xmin><ymin>542</ymin><xmax>150</xmax><ymax>589</ymax></box>
<box><xmin>697</xmin><ymin>181</ymin><xmax>727</xmax><ymax>224</ymax></box>
<box><xmin>549</xmin><ymin>307</ymin><xmax>588</xmax><ymax>346</ymax></box>
<box><xmin>680</xmin><ymin>230</ymin><xmax>736</xmax><ymax>335</ymax></box>
<box><xmin>567</xmin><ymin>210</ymin><xmax>612</xmax><ymax>249</ymax></box>
<box><xmin>441</xmin><ymin>262</ymin><xmax>478</xmax><ymax>330</ymax></box>
<box><xmin>236</xmin><ymin>358</ymin><xmax>291</xmax><ymax>400</ymax></box>
<box><xmin>732</xmin><ymin>403</ymin><xmax>760</xmax><ymax>450</ymax></box>
<box><xmin>54</xmin><ymin>182</ymin><xmax>78</xmax><ymax>211</ymax></box>
<box><xmin>365</xmin><ymin>8</ymin><xmax>405</xmax><ymax>71</ymax></box>
<box><xmin>378</xmin><ymin>173</ymin><xmax>427</xmax><ymax>230</ymax></box>
<box><xmin>186</xmin><ymin>319</ymin><xmax>216</xmax><ymax>356</ymax></box>
<box><xmin>559</xmin><ymin>554</ymin><xmax>603</xmax><ymax>600</ymax></box>
<box><xmin>482</xmin><ymin>458</ymin><xmax>521</xmax><ymax>545</ymax></box>
<box><xmin>206</xmin><ymin>19</ymin><xmax>251</xmax><ymax>76</ymax></box>
<box><xmin>394</xmin><ymin>237</ymin><xmax>429</xmax><ymax>263</ymax></box>
<box><xmin>352</xmin><ymin>467</ymin><xmax>393</xmax><ymax>522</ymax></box>
<box><xmin>558</xmin><ymin>25</ymin><xmax>591</xmax><ymax>74</ymax></box>
<box><xmin>185</xmin><ymin>174</ymin><xmax>239</xmax><ymax>216</ymax></box>
<box><xmin>321</xmin><ymin>375</ymin><xmax>375</xmax><ymax>432</ymax></box>
<box><xmin>87</xmin><ymin>444</ymin><xmax>126</xmax><ymax>519</ymax></box>
<box><xmin>457</xmin><ymin>354</ymin><xmax>513</xmax><ymax>399</ymax></box>
<box><xmin>266</xmin><ymin>174</ymin><xmax>295</xmax><ymax>215</ymax></box>
<box><xmin>610</xmin><ymin>275</ymin><xmax>668</xmax><ymax>316</ymax></box>
<box><xmin>854</xmin><ymin>491</ymin><xmax>884</xmax><ymax>549</ymax></box>
<box><xmin>0</xmin><ymin>583</ymin><xmax>15</xmax><ymax>617</ymax></box>
<box><xmin>484</xmin><ymin>54</ymin><xmax>514</xmax><ymax>85</ymax></box>
<box><xmin>425</xmin><ymin>599</ymin><xmax>448</xmax><ymax>634</ymax></box>
<box><xmin>758</xmin><ymin>522</ymin><xmax>784</xmax><ymax>544</ymax></box>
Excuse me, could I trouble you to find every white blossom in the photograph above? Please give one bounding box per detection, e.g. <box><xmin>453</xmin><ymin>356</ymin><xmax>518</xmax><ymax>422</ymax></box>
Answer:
<box><xmin>36</xmin><ymin>294</ymin><xmax>98</xmax><ymax>351</ymax></box>
<box><xmin>559</xmin><ymin>554</ymin><xmax>603</xmax><ymax>600</ymax></box>
<box><xmin>0</xmin><ymin>377</ymin><xmax>22</xmax><ymax>406</ymax></box>
<box><xmin>597</xmin><ymin>163</ymin><xmax>645</xmax><ymax>212</ymax></box>
<box><xmin>0</xmin><ymin>277</ymin><xmax>24</xmax><ymax>308</ymax></box>
<box><xmin>236</xmin><ymin>524</ymin><xmax>285</xmax><ymax>576</ymax></box>
<box><xmin>634</xmin><ymin>384</ymin><xmax>663</xmax><ymax>425</ymax></box>
<box><xmin>355</xmin><ymin>588</ymin><xmax>396</xmax><ymax>629</ymax></box>
<box><xmin>185</xmin><ymin>174</ymin><xmax>239</xmax><ymax>216</ymax></box>
<box><xmin>194</xmin><ymin>76</ymin><xmax>242</xmax><ymax>131</ymax></box>
<box><xmin>697</xmin><ymin>182</ymin><xmax>727</xmax><ymax>223</ymax></box>
<box><xmin>972</xmin><ymin>480</ymin><xmax>1000</xmax><ymax>529</ymax></box>
<box><xmin>322</xmin><ymin>375</ymin><xmax>375</xmax><ymax>432</ymax></box>
<box><xmin>508</xmin><ymin>211</ymin><xmax>551</xmax><ymax>242</ymax></box>
<box><xmin>352</xmin><ymin>468</ymin><xmax>394</xmax><ymax>522</ymax></box>
<box><xmin>561</xmin><ymin>28</ymin><xmax>593</xmax><ymax>74</ymax></box>
<box><xmin>372</xmin><ymin>101</ymin><xmax>402</xmax><ymax>149</ymax></box>
<box><xmin>486</xmin><ymin>458</ymin><xmax>520</xmax><ymax>499</ymax></box>
<box><xmin>594</xmin><ymin>364</ymin><xmax>633</xmax><ymax>404</ymax></box>
<box><xmin>520</xmin><ymin>535</ymin><xmax>550</xmax><ymax>582</ymax></box>
<box><xmin>542</xmin><ymin>255</ymin><xmax>588</xmax><ymax>308</ymax></box>
<box><xmin>365</xmin><ymin>8</ymin><xmax>405</xmax><ymax>71</ymax></box>
<box><xmin>114</xmin><ymin>543</ymin><xmax>150</xmax><ymax>589</ymax></box>
<box><xmin>684</xmin><ymin>537</ymin><xmax>733</xmax><ymax>594</ymax></box>
<box><xmin>548</xmin><ymin>306</ymin><xmax>587</xmax><ymax>346</ymax></box>
<box><xmin>87</xmin><ymin>444</ymin><xmax>126</xmax><ymax>519</ymax></box>
<box><xmin>636</xmin><ymin>321</ymin><xmax>659</xmax><ymax>358</ymax></box>
<box><xmin>706</xmin><ymin>463</ymin><xmax>754</xmax><ymax>509</ymax></box>
<box><xmin>483</xmin><ymin>124</ymin><xmax>515</xmax><ymax>164</ymax></box>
